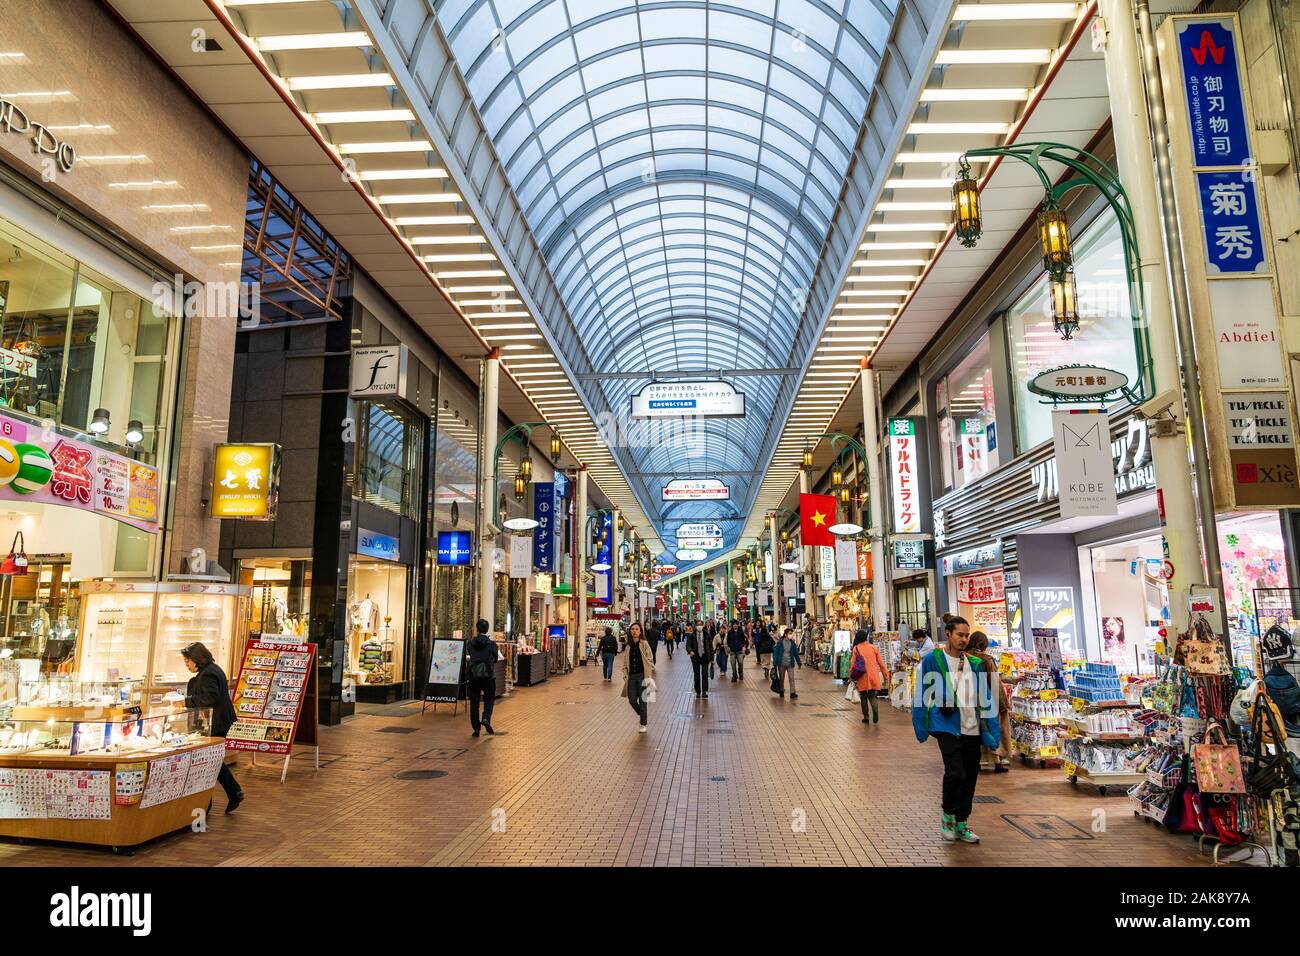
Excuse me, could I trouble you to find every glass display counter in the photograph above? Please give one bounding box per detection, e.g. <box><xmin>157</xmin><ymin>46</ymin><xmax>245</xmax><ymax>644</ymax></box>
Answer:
<box><xmin>11</xmin><ymin>675</ymin><xmax>145</xmax><ymax>721</ymax></box>
<box><xmin>76</xmin><ymin>581</ymin><xmax>250</xmax><ymax>693</ymax></box>
<box><xmin>0</xmin><ymin>704</ymin><xmax>226</xmax><ymax>850</ymax></box>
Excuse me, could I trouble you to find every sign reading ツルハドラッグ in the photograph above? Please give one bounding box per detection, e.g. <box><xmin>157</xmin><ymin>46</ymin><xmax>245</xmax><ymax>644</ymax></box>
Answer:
<box><xmin>227</xmin><ymin>640</ymin><xmax>317</xmax><ymax>755</ymax></box>
<box><xmin>0</xmin><ymin>412</ymin><xmax>159</xmax><ymax>533</ymax></box>
<box><xmin>888</xmin><ymin>418</ymin><xmax>920</xmax><ymax>533</ymax></box>
<box><xmin>630</xmin><ymin>380</ymin><xmax>745</xmax><ymax>419</ymax></box>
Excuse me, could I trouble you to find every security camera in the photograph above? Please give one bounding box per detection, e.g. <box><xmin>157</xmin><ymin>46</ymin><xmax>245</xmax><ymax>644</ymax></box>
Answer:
<box><xmin>1136</xmin><ymin>389</ymin><xmax>1179</xmax><ymax>421</ymax></box>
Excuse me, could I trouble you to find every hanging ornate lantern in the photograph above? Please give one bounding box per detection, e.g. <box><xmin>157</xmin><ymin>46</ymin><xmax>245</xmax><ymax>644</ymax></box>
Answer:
<box><xmin>1038</xmin><ymin>202</ymin><xmax>1072</xmax><ymax>276</ymax></box>
<box><xmin>952</xmin><ymin>160</ymin><xmax>982</xmax><ymax>248</ymax></box>
<box><xmin>1049</xmin><ymin>269</ymin><xmax>1080</xmax><ymax>340</ymax></box>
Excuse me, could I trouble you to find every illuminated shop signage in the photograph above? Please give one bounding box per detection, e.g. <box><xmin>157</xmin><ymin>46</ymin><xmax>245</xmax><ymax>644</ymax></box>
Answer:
<box><xmin>888</xmin><ymin>418</ymin><xmax>921</xmax><ymax>533</ymax></box>
<box><xmin>0</xmin><ymin>98</ymin><xmax>77</xmax><ymax>173</ymax></box>
<box><xmin>211</xmin><ymin>443</ymin><xmax>280</xmax><ymax>520</ymax></box>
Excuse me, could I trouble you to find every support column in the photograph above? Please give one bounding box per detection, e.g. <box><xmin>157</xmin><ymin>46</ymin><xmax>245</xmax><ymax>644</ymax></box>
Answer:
<box><xmin>860</xmin><ymin>362</ymin><xmax>890</xmax><ymax>630</ymax></box>
<box><xmin>476</xmin><ymin>348</ymin><xmax>500</xmax><ymax>632</ymax></box>
<box><xmin>769</xmin><ymin>512</ymin><xmax>782</xmax><ymax>628</ymax></box>
<box><xmin>799</xmin><ymin>469</ymin><xmax>817</xmax><ymax>624</ymax></box>
<box><xmin>1098</xmin><ymin>0</ymin><xmax>1217</xmax><ymax>632</ymax></box>
<box><xmin>611</xmin><ymin>509</ymin><xmax>621</xmax><ymax>620</ymax></box>
<box><xmin>576</xmin><ymin>465</ymin><xmax>588</xmax><ymax>668</ymax></box>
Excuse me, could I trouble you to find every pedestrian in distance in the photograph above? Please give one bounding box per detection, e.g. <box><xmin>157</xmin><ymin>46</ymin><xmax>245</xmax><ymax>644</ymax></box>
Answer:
<box><xmin>726</xmin><ymin>619</ymin><xmax>748</xmax><ymax>681</ymax></box>
<box><xmin>664</xmin><ymin>622</ymin><xmax>675</xmax><ymax>660</ymax></box>
<box><xmin>911</xmin><ymin>616</ymin><xmax>1001</xmax><ymax>844</ymax></box>
<box><xmin>713</xmin><ymin>626</ymin><xmax>728</xmax><ymax>680</ymax></box>
<box><xmin>849</xmin><ymin>629</ymin><xmax>890</xmax><ymax>725</ymax></box>
<box><xmin>466</xmin><ymin>619</ymin><xmax>498</xmax><ymax>738</ymax></box>
<box><xmin>755</xmin><ymin>621</ymin><xmax>775</xmax><ymax>678</ymax></box>
<box><xmin>622</xmin><ymin>622</ymin><xmax>655</xmax><ymax>733</ymax></box>
<box><xmin>599</xmin><ymin>626</ymin><xmax>620</xmax><ymax>681</ymax></box>
<box><xmin>687</xmin><ymin>622</ymin><xmax>711</xmax><ymax>699</ymax></box>
<box><xmin>646</xmin><ymin>619</ymin><xmax>661</xmax><ymax>663</ymax></box>
<box><xmin>181</xmin><ymin>642</ymin><xmax>243</xmax><ymax>814</ymax></box>
<box><xmin>771</xmin><ymin>626</ymin><xmax>802</xmax><ymax>699</ymax></box>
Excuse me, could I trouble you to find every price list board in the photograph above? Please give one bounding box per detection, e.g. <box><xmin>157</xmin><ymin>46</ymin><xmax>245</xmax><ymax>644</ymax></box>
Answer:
<box><xmin>226</xmin><ymin>640</ymin><xmax>316</xmax><ymax>755</ymax></box>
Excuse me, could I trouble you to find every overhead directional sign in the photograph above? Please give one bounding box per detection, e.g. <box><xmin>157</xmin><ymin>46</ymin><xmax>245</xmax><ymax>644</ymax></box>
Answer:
<box><xmin>677</xmin><ymin>536</ymin><xmax>724</xmax><ymax>550</ymax></box>
<box><xmin>675</xmin><ymin>548</ymin><xmax>708</xmax><ymax>561</ymax></box>
<box><xmin>631</xmin><ymin>380</ymin><xmax>745</xmax><ymax>419</ymax></box>
<box><xmin>676</xmin><ymin>522</ymin><xmax>723</xmax><ymax>539</ymax></box>
<box><xmin>662</xmin><ymin>478</ymin><xmax>730</xmax><ymax>500</ymax></box>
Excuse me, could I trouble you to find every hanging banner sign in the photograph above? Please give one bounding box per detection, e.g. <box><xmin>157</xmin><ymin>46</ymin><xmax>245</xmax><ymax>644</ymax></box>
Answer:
<box><xmin>631</xmin><ymin>380</ymin><xmax>745</xmax><ymax>419</ymax></box>
<box><xmin>818</xmin><ymin>546</ymin><xmax>836</xmax><ymax>592</ymax></box>
<box><xmin>0</xmin><ymin>412</ymin><xmax>160</xmax><ymax>533</ymax></box>
<box><xmin>677</xmin><ymin>536</ymin><xmax>723</xmax><ymax>550</ymax></box>
<box><xmin>1196</xmin><ymin>171</ymin><xmax>1267</xmax><ymax>275</ymax></box>
<box><xmin>1052</xmin><ymin>409</ymin><xmax>1118</xmax><ymax>518</ymax></box>
<box><xmin>662</xmin><ymin>478</ymin><xmax>730</xmax><ymax>500</ymax></box>
<box><xmin>834</xmin><ymin>539</ymin><xmax>859</xmax><ymax>582</ymax></box>
<box><xmin>782</xmin><ymin>570</ymin><xmax>798</xmax><ymax>597</ymax></box>
<box><xmin>888</xmin><ymin>418</ymin><xmax>921</xmax><ymax>533</ymax></box>
<box><xmin>532</xmin><ymin>481</ymin><xmax>556</xmax><ymax>572</ymax></box>
<box><xmin>675</xmin><ymin>548</ymin><xmax>707</xmax><ymax>561</ymax></box>
<box><xmin>676</xmin><ymin>522</ymin><xmax>722</xmax><ymax>539</ymax></box>
<box><xmin>508</xmin><ymin>534</ymin><xmax>531</xmax><ymax>579</ymax></box>
<box><xmin>1176</xmin><ymin>18</ymin><xmax>1251</xmax><ymax>167</ymax></box>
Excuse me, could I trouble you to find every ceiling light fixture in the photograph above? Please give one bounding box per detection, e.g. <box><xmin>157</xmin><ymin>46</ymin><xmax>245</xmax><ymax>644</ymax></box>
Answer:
<box><xmin>286</xmin><ymin>72</ymin><xmax>395</xmax><ymax>90</ymax></box>
<box><xmin>255</xmin><ymin>32</ymin><xmax>373</xmax><ymax>52</ymax></box>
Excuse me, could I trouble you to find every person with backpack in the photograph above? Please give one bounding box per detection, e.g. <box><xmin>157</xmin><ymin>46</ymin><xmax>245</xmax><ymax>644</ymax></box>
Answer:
<box><xmin>755</xmin><ymin>621</ymin><xmax>775</xmax><ymax>678</ymax></box>
<box><xmin>663</xmin><ymin>622</ymin><xmax>675</xmax><ymax>660</ymax></box>
<box><xmin>911</xmin><ymin>616</ymin><xmax>1001</xmax><ymax>844</ymax></box>
<box><xmin>849</xmin><ymin>629</ymin><xmax>890</xmax><ymax>725</ymax></box>
<box><xmin>598</xmin><ymin>626</ymin><xmax>620</xmax><ymax>681</ymax></box>
<box><xmin>622</xmin><ymin>622</ymin><xmax>655</xmax><ymax>733</ymax></box>
<box><xmin>771</xmin><ymin>626</ymin><xmax>802</xmax><ymax>699</ymax></box>
<box><xmin>726</xmin><ymin>619</ymin><xmax>747</xmax><ymax>681</ymax></box>
<box><xmin>686</xmin><ymin>621</ymin><xmax>711</xmax><ymax>699</ymax></box>
<box><xmin>466</xmin><ymin>619</ymin><xmax>498</xmax><ymax>738</ymax></box>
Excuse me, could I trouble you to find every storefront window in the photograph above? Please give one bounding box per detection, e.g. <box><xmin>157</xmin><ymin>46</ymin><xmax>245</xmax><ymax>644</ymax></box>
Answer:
<box><xmin>355</xmin><ymin>400</ymin><xmax>422</xmax><ymax>519</ymax></box>
<box><xmin>1086</xmin><ymin>536</ymin><xmax>1169</xmax><ymax>674</ymax></box>
<box><xmin>1219</xmin><ymin>512</ymin><xmax>1290</xmax><ymax>672</ymax></box>
<box><xmin>346</xmin><ymin>558</ymin><xmax>409</xmax><ymax>691</ymax></box>
<box><xmin>241</xmin><ymin>558</ymin><xmax>312</xmax><ymax>639</ymax></box>
<box><xmin>434</xmin><ymin>371</ymin><xmax>478</xmax><ymax>641</ymax></box>
<box><xmin>936</xmin><ymin>333</ymin><xmax>998</xmax><ymax>491</ymax></box>
<box><xmin>1007</xmin><ymin>217</ymin><xmax>1139</xmax><ymax>452</ymax></box>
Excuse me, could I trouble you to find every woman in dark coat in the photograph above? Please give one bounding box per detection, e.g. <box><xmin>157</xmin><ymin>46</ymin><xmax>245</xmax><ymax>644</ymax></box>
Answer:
<box><xmin>182</xmin><ymin>641</ymin><xmax>243</xmax><ymax>813</ymax></box>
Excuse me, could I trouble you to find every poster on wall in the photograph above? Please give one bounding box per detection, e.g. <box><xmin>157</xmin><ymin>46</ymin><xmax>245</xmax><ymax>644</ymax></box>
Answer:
<box><xmin>1052</xmin><ymin>409</ymin><xmax>1118</xmax><ymax>518</ymax></box>
<box><xmin>1028</xmin><ymin>587</ymin><xmax>1078</xmax><ymax>659</ymax></box>
<box><xmin>226</xmin><ymin>640</ymin><xmax>317</xmax><ymax>755</ymax></box>
<box><xmin>0</xmin><ymin>412</ymin><xmax>160</xmax><ymax>533</ymax></box>
<box><xmin>956</xmin><ymin>569</ymin><xmax>1006</xmax><ymax>641</ymax></box>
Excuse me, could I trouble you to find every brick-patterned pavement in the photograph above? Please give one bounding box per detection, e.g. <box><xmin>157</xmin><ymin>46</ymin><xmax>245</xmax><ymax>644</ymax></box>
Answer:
<box><xmin>0</xmin><ymin>651</ymin><xmax>1228</xmax><ymax>866</ymax></box>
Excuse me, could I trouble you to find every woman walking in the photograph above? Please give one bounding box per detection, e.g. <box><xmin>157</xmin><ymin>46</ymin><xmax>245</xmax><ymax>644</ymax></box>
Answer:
<box><xmin>771</xmin><ymin>627</ymin><xmax>802</xmax><ymax>699</ymax></box>
<box><xmin>664</xmin><ymin>622</ymin><xmax>675</xmax><ymax>660</ymax></box>
<box><xmin>599</xmin><ymin>626</ymin><xmax>620</xmax><ymax>682</ymax></box>
<box><xmin>967</xmin><ymin>631</ymin><xmax>1011</xmax><ymax>771</ymax></box>
<box><xmin>181</xmin><ymin>642</ymin><xmax>243</xmax><ymax>813</ymax></box>
<box><xmin>622</xmin><ymin>622</ymin><xmax>655</xmax><ymax>734</ymax></box>
<box><xmin>849</xmin><ymin>629</ymin><xmax>890</xmax><ymax>725</ymax></box>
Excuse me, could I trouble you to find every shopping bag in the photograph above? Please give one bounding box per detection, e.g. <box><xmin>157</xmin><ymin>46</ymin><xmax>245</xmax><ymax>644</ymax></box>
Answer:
<box><xmin>0</xmin><ymin>532</ymin><xmax>27</xmax><ymax>576</ymax></box>
<box><xmin>1180</xmin><ymin>618</ymin><xmax>1231</xmax><ymax>677</ymax></box>
<box><xmin>844</xmin><ymin>682</ymin><xmax>861</xmax><ymax>703</ymax></box>
<box><xmin>1191</xmin><ymin>722</ymin><xmax>1247</xmax><ymax>794</ymax></box>
<box><xmin>641</xmin><ymin>678</ymin><xmax>657</xmax><ymax>704</ymax></box>
<box><xmin>770</xmin><ymin>672</ymin><xmax>783</xmax><ymax>695</ymax></box>
<box><xmin>848</xmin><ymin>649</ymin><xmax>866</xmax><ymax>682</ymax></box>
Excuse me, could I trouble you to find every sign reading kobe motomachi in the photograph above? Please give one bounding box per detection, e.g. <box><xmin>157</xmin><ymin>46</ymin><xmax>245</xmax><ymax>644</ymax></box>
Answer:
<box><xmin>631</xmin><ymin>381</ymin><xmax>745</xmax><ymax>419</ymax></box>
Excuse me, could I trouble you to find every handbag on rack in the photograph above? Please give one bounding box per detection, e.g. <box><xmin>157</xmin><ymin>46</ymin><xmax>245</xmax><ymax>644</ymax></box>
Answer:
<box><xmin>1180</xmin><ymin>617</ymin><xmax>1232</xmax><ymax>677</ymax></box>
<box><xmin>1249</xmin><ymin>689</ymin><xmax>1298</xmax><ymax>796</ymax></box>
<box><xmin>1150</xmin><ymin>660</ymin><xmax>1180</xmax><ymax>714</ymax></box>
<box><xmin>1191</xmin><ymin>721</ymin><xmax>1247</xmax><ymax>794</ymax></box>
<box><xmin>0</xmin><ymin>532</ymin><xmax>27</xmax><ymax>576</ymax></box>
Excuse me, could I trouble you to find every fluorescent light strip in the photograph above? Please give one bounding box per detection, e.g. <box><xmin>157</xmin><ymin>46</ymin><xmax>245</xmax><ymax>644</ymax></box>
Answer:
<box><xmin>438</xmin><ymin>270</ymin><xmax>505</xmax><ymax>279</ymax></box>
<box><xmin>485</xmin><ymin>333</ymin><xmax>543</xmax><ymax>341</ymax></box>
<box><xmin>170</xmin><ymin>225</ymin><xmax>232</xmax><ymax>233</ymax></box>
<box><xmin>859</xmin><ymin>241</ymin><xmax>938</xmax><ymax>250</ymax></box>
<box><xmin>844</xmin><ymin>275</ymin><xmax>917</xmax><ymax>283</ymax></box>
<box><xmin>446</xmin><ymin>284</ymin><xmax>513</xmax><ymax>293</ymax></box>
<box><xmin>313</xmin><ymin>109</ymin><xmax>414</xmax><ymax>124</ymax></box>
<box><xmin>954</xmin><ymin>3</ymin><xmax>1078</xmax><ymax>19</ymax></box>
<box><xmin>866</xmin><ymin>222</ymin><xmax>948</xmax><ymax>232</ymax></box>
<box><xmin>935</xmin><ymin>49</ymin><xmax>1052</xmax><ymax>64</ymax></box>
<box><xmin>338</xmin><ymin>141</ymin><xmax>431</xmax><ymax>154</ymax></box>
<box><xmin>853</xmin><ymin>257</ymin><xmax>929</xmax><ymax>267</ymax></box>
<box><xmin>78</xmin><ymin>154</ymin><xmax>149</xmax><ymax>163</ymax></box>
<box><xmin>919</xmin><ymin>88</ymin><xmax>1031</xmax><ymax>102</ymax></box>
<box><xmin>287</xmin><ymin>73</ymin><xmax>395</xmax><ymax>91</ymax></box>
<box><xmin>377</xmin><ymin>193</ymin><xmax>462</xmax><ymax>204</ymax></box>
<box><xmin>109</xmin><ymin>179</ymin><xmax>178</xmax><ymax>189</ymax></box>
<box><xmin>468</xmin><ymin>312</ymin><xmax>531</xmax><ymax>320</ymax></box>
<box><xmin>876</xmin><ymin>201</ymin><xmax>952</xmax><ymax>212</ymax></box>
<box><xmin>358</xmin><ymin>168</ymin><xmax>448</xmax><ymax>181</ymax></box>
<box><xmin>394</xmin><ymin>215</ymin><xmax>474</xmax><ymax>226</ymax></box>
<box><xmin>907</xmin><ymin>122</ymin><xmax>1011</xmax><ymax>134</ymax></box>
<box><xmin>895</xmin><ymin>152</ymin><xmax>990</xmax><ymax>163</ymax></box>
<box><xmin>143</xmin><ymin>202</ymin><xmax>209</xmax><ymax>211</ymax></box>
<box><xmin>467</xmin><ymin>299</ymin><xmax>522</xmax><ymax>307</ymax></box>
<box><xmin>421</xmin><ymin>253</ymin><xmax>496</xmax><ymax>263</ymax></box>
<box><xmin>256</xmin><ymin>32</ymin><xmax>372</xmax><ymax>52</ymax></box>
<box><xmin>840</xmin><ymin>289</ymin><xmax>908</xmax><ymax>297</ymax></box>
<box><xmin>409</xmin><ymin>235</ymin><xmax>486</xmax><ymax>246</ymax></box>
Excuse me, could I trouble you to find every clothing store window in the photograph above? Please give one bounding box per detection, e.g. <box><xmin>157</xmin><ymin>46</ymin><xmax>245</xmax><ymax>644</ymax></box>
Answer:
<box><xmin>935</xmin><ymin>333</ymin><xmax>998</xmax><ymax>491</ymax></box>
<box><xmin>1007</xmin><ymin>217</ymin><xmax>1139</xmax><ymax>452</ymax></box>
<box><xmin>346</xmin><ymin>559</ymin><xmax>409</xmax><ymax>692</ymax></box>
<box><xmin>241</xmin><ymin>558</ymin><xmax>311</xmax><ymax>639</ymax></box>
<box><xmin>355</xmin><ymin>400</ymin><xmax>422</xmax><ymax>519</ymax></box>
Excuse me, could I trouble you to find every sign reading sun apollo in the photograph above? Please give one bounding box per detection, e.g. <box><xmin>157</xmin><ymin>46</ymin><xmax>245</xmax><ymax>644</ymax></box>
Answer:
<box><xmin>631</xmin><ymin>380</ymin><xmax>745</xmax><ymax>419</ymax></box>
<box><xmin>0</xmin><ymin>97</ymin><xmax>76</xmax><ymax>172</ymax></box>
<box><xmin>662</xmin><ymin>478</ymin><xmax>730</xmax><ymax>501</ymax></box>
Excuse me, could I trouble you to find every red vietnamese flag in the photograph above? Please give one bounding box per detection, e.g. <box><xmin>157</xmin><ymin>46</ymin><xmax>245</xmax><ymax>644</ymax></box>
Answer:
<box><xmin>799</xmin><ymin>493</ymin><xmax>837</xmax><ymax>548</ymax></box>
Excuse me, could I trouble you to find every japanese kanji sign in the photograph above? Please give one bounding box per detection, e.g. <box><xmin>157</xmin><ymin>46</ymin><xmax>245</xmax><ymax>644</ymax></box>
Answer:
<box><xmin>888</xmin><ymin>418</ymin><xmax>920</xmax><ymax>534</ymax></box>
<box><xmin>533</xmin><ymin>481</ymin><xmax>556</xmax><ymax>572</ymax></box>
<box><xmin>210</xmin><ymin>442</ymin><xmax>280</xmax><ymax>520</ymax></box>
<box><xmin>1196</xmin><ymin>170</ymin><xmax>1266</xmax><ymax>275</ymax></box>
<box><xmin>1176</xmin><ymin>19</ymin><xmax>1251</xmax><ymax>168</ymax></box>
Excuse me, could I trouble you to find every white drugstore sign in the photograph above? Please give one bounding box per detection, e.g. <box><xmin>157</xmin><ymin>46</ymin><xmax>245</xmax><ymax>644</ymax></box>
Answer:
<box><xmin>888</xmin><ymin>418</ymin><xmax>920</xmax><ymax>533</ymax></box>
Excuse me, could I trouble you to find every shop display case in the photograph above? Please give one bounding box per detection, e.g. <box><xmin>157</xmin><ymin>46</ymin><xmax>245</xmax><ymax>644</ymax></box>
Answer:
<box><xmin>75</xmin><ymin>581</ymin><xmax>250</xmax><ymax>693</ymax></box>
<box><xmin>0</xmin><ymin>706</ymin><xmax>211</xmax><ymax>757</ymax></box>
<box><xmin>12</xmin><ymin>676</ymin><xmax>144</xmax><ymax>721</ymax></box>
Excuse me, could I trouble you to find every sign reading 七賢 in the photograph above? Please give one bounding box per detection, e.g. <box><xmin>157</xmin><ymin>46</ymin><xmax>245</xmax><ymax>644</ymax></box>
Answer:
<box><xmin>210</xmin><ymin>443</ymin><xmax>280</xmax><ymax>520</ymax></box>
<box><xmin>888</xmin><ymin>418</ymin><xmax>920</xmax><ymax>533</ymax></box>
<box><xmin>631</xmin><ymin>380</ymin><xmax>745</xmax><ymax>419</ymax></box>
<box><xmin>662</xmin><ymin>478</ymin><xmax>730</xmax><ymax>500</ymax></box>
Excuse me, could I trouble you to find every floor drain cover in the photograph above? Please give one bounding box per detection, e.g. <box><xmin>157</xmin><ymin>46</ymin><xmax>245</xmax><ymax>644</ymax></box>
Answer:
<box><xmin>417</xmin><ymin>748</ymin><xmax>467</xmax><ymax>760</ymax></box>
<box><xmin>1001</xmin><ymin>813</ymin><xmax>1094</xmax><ymax>841</ymax></box>
<box><xmin>393</xmin><ymin>769</ymin><xmax>448</xmax><ymax>780</ymax></box>
<box><xmin>707</xmin><ymin>728</ymin><xmax>734</xmax><ymax>735</ymax></box>
<box><xmin>972</xmin><ymin>795</ymin><xmax>1005</xmax><ymax>804</ymax></box>
<box><xmin>709</xmin><ymin>775</ymin><xmax>727</xmax><ymax>782</ymax></box>
<box><xmin>379</xmin><ymin>726</ymin><xmax>419</xmax><ymax>734</ymax></box>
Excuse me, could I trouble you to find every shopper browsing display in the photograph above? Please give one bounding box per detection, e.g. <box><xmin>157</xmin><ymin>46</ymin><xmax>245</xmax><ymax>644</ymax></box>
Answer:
<box><xmin>182</xmin><ymin>642</ymin><xmax>243</xmax><ymax>815</ymax></box>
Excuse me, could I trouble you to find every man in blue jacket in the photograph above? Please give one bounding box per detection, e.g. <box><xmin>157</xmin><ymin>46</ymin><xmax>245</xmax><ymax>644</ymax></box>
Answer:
<box><xmin>912</xmin><ymin>615</ymin><xmax>1001</xmax><ymax>844</ymax></box>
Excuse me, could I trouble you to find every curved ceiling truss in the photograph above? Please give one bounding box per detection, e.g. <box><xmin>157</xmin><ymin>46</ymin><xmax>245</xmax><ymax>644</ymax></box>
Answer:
<box><xmin>438</xmin><ymin>0</ymin><xmax>901</xmax><ymax>561</ymax></box>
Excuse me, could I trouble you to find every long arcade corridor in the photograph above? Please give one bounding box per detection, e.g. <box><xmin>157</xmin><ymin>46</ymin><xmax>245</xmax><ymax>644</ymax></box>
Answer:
<box><xmin>2</xmin><ymin>654</ymin><xmax>1211</xmax><ymax>867</ymax></box>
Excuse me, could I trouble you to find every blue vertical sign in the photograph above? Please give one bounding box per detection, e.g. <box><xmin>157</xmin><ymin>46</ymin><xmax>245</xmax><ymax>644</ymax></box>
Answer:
<box><xmin>1196</xmin><ymin>170</ymin><xmax>1266</xmax><ymax>274</ymax></box>
<box><xmin>595</xmin><ymin>510</ymin><xmax>612</xmax><ymax>603</ymax></box>
<box><xmin>1177</xmin><ymin>19</ymin><xmax>1251</xmax><ymax>167</ymax></box>
<box><xmin>533</xmin><ymin>482</ymin><xmax>554</xmax><ymax>572</ymax></box>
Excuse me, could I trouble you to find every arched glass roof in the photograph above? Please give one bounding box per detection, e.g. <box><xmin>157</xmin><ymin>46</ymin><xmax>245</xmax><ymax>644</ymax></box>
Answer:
<box><xmin>439</xmin><ymin>0</ymin><xmax>897</xmax><ymax>553</ymax></box>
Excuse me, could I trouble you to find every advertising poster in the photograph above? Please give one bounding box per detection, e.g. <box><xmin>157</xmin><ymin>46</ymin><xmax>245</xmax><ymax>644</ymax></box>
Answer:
<box><xmin>425</xmin><ymin>639</ymin><xmax>465</xmax><ymax>704</ymax></box>
<box><xmin>1028</xmin><ymin>587</ymin><xmax>1078</xmax><ymax>659</ymax></box>
<box><xmin>226</xmin><ymin>640</ymin><xmax>316</xmax><ymax>755</ymax></box>
<box><xmin>956</xmin><ymin>569</ymin><xmax>1007</xmax><ymax>642</ymax></box>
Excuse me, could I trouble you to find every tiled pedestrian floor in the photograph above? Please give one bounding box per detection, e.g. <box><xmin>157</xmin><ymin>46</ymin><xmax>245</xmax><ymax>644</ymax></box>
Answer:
<box><xmin>1</xmin><ymin>652</ymin><xmax>1233</xmax><ymax>866</ymax></box>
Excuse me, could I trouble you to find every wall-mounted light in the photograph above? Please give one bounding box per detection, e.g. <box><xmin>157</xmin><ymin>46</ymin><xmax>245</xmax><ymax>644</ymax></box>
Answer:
<box><xmin>802</xmin><ymin>443</ymin><xmax>813</xmax><ymax>471</ymax></box>
<box><xmin>124</xmin><ymin>419</ymin><xmax>144</xmax><ymax>444</ymax></box>
<box><xmin>839</xmin><ymin>484</ymin><xmax>852</xmax><ymax>505</ymax></box>
<box><xmin>89</xmin><ymin>408</ymin><xmax>111</xmax><ymax>435</ymax></box>
<box><xmin>513</xmin><ymin>472</ymin><xmax>527</xmax><ymax>501</ymax></box>
<box><xmin>1049</xmin><ymin>269</ymin><xmax>1080</xmax><ymax>340</ymax></box>
<box><xmin>550</xmin><ymin>432</ymin><xmax>561</xmax><ymax>465</ymax></box>
<box><xmin>831</xmin><ymin>463</ymin><xmax>843</xmax><ymax>489</ymax></box>
<box><xmin>952</xmin><ymin>160</ymin><xmax>982</xmax><ymax>248</ymax></box>
<box><xmin>1038</xmin><ymin>202</ymin><xmax>1072</xmax><ymax>275</ymax></box>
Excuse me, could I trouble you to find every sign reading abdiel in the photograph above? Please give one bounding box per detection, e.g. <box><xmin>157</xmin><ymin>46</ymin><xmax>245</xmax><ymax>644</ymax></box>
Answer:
<box><xmin>662</xmin><ymin>478</ymin><xmax>729</xmax><ymax>501</ymax></box>
<box><xmin>631</xmin><ymin>380</ymin><xmax>745</xmax><ymax>419</ymax></box>
<box><xmin>1027</xmin><ymin>365</ymin><xmax>1130</xmax><ymax>401</ymax></box>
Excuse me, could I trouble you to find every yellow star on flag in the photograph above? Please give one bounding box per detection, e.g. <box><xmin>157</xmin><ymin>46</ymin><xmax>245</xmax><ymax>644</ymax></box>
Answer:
<box><xmin>811</xmin><ymin>510</ymin><xmax>827</xmax><ymax>527</ymax></box>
